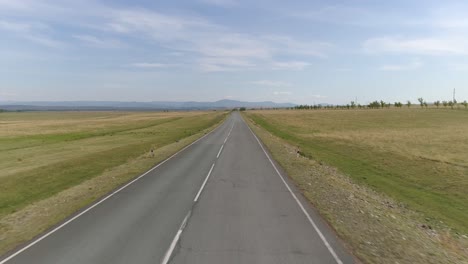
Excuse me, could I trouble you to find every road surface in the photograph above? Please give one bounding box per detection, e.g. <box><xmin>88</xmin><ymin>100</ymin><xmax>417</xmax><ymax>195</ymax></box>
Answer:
<box><xmin>1</xmin><ymin>112</ymin><xmax>354</xmax><ymax>264</ymax></box>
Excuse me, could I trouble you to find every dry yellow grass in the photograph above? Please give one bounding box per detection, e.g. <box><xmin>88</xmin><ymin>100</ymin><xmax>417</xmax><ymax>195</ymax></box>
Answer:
<box><xmin>0</xmin><ymin>111</ymin><xmax>226</xmax><ymax>255</ymax></box>
<box><xmin>243</xmin><ymin>111</ymin><xmax>468</xmax><ymax>263</ymax></box>
<box><xmin>245</xmin><ymin>108</ymin><xmax>468</xmax><ymax>235</ymax></box>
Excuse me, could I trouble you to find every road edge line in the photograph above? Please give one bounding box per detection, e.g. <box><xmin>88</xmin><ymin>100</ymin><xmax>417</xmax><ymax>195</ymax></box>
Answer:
<box><xmin>242</xmin><ymin>116</ymin><xmax>344</xmax><ymax>264</ymax></box>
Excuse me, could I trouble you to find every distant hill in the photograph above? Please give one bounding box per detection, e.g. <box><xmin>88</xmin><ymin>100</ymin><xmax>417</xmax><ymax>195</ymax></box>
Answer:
<box><xmin>0</xmin><ymin>100</ymin><xmax>295</xmax><ymax>111</ymax></box>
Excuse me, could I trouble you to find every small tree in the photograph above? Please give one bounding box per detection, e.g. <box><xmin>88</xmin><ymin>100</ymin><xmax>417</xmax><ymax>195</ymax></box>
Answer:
<box><xmin>434</xmin><ymin>100</ymin><xmax>440</xmax><ymax>108</ymax></box>
<box><xmin>462</xmin><ymin>100</ymin><xmax>468</xmax><ymax>109</ymax></box>
<box><xmin>442</xmin><ymin>101</ymin><xmax>448</xmax><ymax>108</ymax></box>
<box><xmin>369</xmin><ymin>101</ymin><xmax>380</xmax><ymax>109</ymax></box>
<box><xmin>406</xmin><ymin>100</ymin><xmax>411</xmax><ymax>108</ymax></box>
<box><xmin>448</xmin><ymin>100</ymin><xmax>454</xmax><ymax>109</ymax></box>
<box><xmin>380</xmin><ymin>100</ymin><xmax>385</xmax><ymax>109</ymax></box>
<box><xmin>418</xmin><ymin>97</ymin><xmax>424</xmax><ymax>108</ymax></box>
<box><xmin>350</xmin><ymin>101</ymin><xmax>356</xmax><ymax>109</ymax></box>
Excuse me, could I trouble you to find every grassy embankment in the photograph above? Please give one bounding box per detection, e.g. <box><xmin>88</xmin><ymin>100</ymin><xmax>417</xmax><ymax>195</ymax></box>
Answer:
<box><xmin>0</xmin><ymin>111</ymin><xmax>226</xmax><ymax>255</ymax></box>
<box><xmin>244</xmin><ymin>109</ymin><xmax>468</xmax><ymax>263</ymax></box>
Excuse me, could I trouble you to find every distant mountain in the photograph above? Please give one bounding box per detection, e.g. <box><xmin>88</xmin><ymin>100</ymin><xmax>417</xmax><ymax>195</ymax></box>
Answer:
<box><xmin>0</xmin><ymin>100</ymin><xmax>295</xmax><ymax>111</ymax></box>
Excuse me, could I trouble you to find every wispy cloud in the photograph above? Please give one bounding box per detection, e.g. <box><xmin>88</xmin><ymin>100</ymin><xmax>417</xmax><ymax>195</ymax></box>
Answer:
<box><xmin>310</xmin><ymin>94</ymin><xmax>327</xmax><ymax>99</ymax></box>
<box><xmin>129</xmin><ymin>63</ymin><xmax>171</xmax><ymax>68</ymax></box>
<box><xmin>363</xmin><ymin>36</ymin><xmax>468</xmax><ymax>55</ymax></box>
<box><xmin>291</xmin><ymin>5</ymin><xmax>371</xmax><ymax>26</ymax></box>
<box><xmin>252</xmin><ymin>80</ymin><xmax>292</xmax><ymax>87</ymax></box>
<box><xmin>272</xmin><ymin>61</ymin><xmax>311</xmax><ymax>70</ymax></box>
<box><xmin>0</xmin><ymin>19</ymin><xmax>63</xmax><ymax>48</ymax></box>
<box><xmin>273</xmin><ymin>91</ymin><xmax>292</xmax><ymax>95</ymax></box>
<box><xmin>380</xmin><ymin>59</ymin><xmax>422</xmax><ymax>71</ymax></box>
<box><xmin>0</xmin><ymin>1</ymin><xmax>330</xmax><ymax>72</ymax></box>
<box><xmin>199</xmin><ymin>0</ymin><xmax>238</xmax><ymax>7</ymax></box>
<box><xmin>0</xmin><ymin>20</ymin><xmax>33</xmax><ymax>32</ymax></box>
<box><xmin>73</xmin><ymin>34</ymin><xmax>124</xmax><ymax>48</ymax></box>
<box><xmin>102</xmin><ymin>8</ymin><xmax>328</xmax><ymax>71</ymax></box>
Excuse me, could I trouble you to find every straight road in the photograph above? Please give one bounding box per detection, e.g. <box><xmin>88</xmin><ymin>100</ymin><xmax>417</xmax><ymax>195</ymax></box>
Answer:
<box><xmin>1</xmin><ymin>112</ymin><xmax>354</xmax><ymax>264</ymax></box>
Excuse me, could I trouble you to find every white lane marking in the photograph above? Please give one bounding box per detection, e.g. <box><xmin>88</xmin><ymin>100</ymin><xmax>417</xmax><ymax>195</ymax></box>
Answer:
<box><xmin>216</xmin><ymin>144</ymin><xmax>224</xmax><ymax>159</ymax></box>
<box><xmin>161</xmin><ymin>122</ymin><xmax>233</xmax><ymax>263</ymax></box>
<box><xmin>224</xmin><ymin>123</ymin><xmax>234</xmax><ymax>144</ymax></box>
<box><xmin>244</xmin><ymin>121</ymin><xmax>344</xmax><ymax>264</ymax></box>
<box><xmin>161</xmin><ymin>210</ymin><xmax>191</xmax><ymax>264</ymax></box>
<box><xmin>0</xmin><ymin>119</ymin><xmax>228</xmax><ymax>264</ymax></box>
<box><xmin>193</xmin><ymin>163</ymin><xmax>215</xmax><ymax>202</ymax></box>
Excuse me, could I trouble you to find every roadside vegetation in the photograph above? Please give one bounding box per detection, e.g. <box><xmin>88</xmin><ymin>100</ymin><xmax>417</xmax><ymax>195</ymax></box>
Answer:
<box><xmin>244</xmin><ymin>108</ymin><xmax>468</xmax><ymax>263</ymax></box>
<box><xmin>288</xmin><ymin>98</ymin><xmax>467</xmax><ymax>110</ymax></box>
<box><xmin>0</xmin><ymin>111</ymin><xmax>226</xmax><ymax>255</ymax></box>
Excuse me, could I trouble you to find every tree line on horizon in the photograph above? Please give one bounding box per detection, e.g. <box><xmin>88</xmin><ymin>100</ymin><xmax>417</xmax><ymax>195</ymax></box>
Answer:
<box><xmin>290</xmin><ymin>98</ymin><xmax>468</xmax><ymax>110</ymax></box>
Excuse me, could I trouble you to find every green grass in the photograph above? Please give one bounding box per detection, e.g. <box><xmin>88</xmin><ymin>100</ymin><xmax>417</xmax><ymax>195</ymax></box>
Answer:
<box><xmin>0</xmin><ymin>111</ymin><xmax>225</xmax><ymax>218</ymax></box>
<box><xmin>246</xmin><ymin>109</ymin><xmax>468</xmax><ymax>234</ymax></box>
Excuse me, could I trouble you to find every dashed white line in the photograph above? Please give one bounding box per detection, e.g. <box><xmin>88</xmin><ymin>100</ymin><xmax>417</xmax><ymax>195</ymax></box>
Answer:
<box><xmin>244</xmin><ymin>120</ymin><xmax>344</xmax><ymax>264</ymax></box>
<box><xmin>0</xmin><ymin>120</ymin><xmax>225</xmax><ymax>264</ymax></box>
<box><xmin>161</xmin><ymin>210</ymin><xmax>192</xmax><ymax>264</ymax></box>
<box><xmin>224</xmin><ymin>124</ymin><xmax>234</xmax><ymax>144</ymax></box>
<box><xmin>161</xmin><ymin>121</ymin><xmax>234</xmax><ymax>263</ymax></box>
<box><xmin>193</xmin><ymin>163</ymin><xmax>215</xmax><ymax>202</ymax></box>
<box><xmin>216</xmin><ymin>144</ymin><xmax>224</xmax><ymax>159</ymax></box>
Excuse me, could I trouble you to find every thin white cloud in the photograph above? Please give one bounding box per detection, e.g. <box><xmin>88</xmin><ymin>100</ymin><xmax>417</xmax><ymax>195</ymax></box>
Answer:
<box><xmin>106</xmin><ymin>8</ymin><xmax>215</xmax><ymax>42</ymax></box>
<box><xmin>363</xmin><ymin>36</ymin><xmax>468</xmax><ymax>55</ymax></box>
<box><xmin>291</xmin><ymin>5</ymin><xmax>371</xmax><ymax>27</ymax></box>
<box><xmin>130</xmin><ymin>63</ymin><xmax>170</xmax><ymax>68</ymax></box>
<box><xmin>272</xmin><ymin>61</ymin><xmax>311</xmax><ymax>70</ymax></box>
<box><xmin>0</xmin><ymin>20</ymin><xmax>32</xmax><ymax>32</ymax></box>
<box><xmin>0</xmin><ymin>19</ymin><xmax>62</xmax><ymax>48</ymax></box>
<box><xmin>73</xmin><ymin>34</ymin><xmax>123</xmax><ymax>48</ymax></box>
<box><xmin>199</xmin><ymin>57</ymin><xmax>255</xmax><ymax>72</ymax></box>
<box><xmin>262</xmin><ymin>35</ymin><xmax>331</xmax><ymax>58</ymax></box>
<box><xmin>1</xmin><ymin>2</ymin><xmax>330</xmax><ymax>71</ymax></box>
<box><xmin>380</xmin><ymin>59</ymin><xmax>422</xmax><ymax>71</ymax></box>
<box><xmin>252</xmin><ymin>80</ymin><xmax>292</xmax><ymax>87</ymax></box>
<box><xmin>310</xmin><ymin>94</ymin><xmax>327</xmax><ymax>99</ymax></box>
<box><xmin>102</xmin><ymin>8</ymin><xmax>328</xmax><ymax>71</ymax></box>
<box><xmin>199</xmin><ymin>0</ymin><xmax>238</xmax><ymax>7</ymax></box>
<box><xmin>25</xmin><ymin>35</ymin><xmax>63</xmax><ymax>48</ymax></box>
<box><xmin>0</xmin><ymin>0</ymin><xmax>31</xmax><ymax>11</ymax></box>
<box><xmin>273</xmin><ymin>91</ymin><xmax>292</xmax><ymax>95</ymax></box>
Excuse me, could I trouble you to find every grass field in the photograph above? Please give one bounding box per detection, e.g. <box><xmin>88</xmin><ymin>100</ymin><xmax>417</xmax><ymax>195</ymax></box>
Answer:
<box><xmin>246</xmin><ymin>108</ymin><xmax>468</xmax><ymax>235</ymax></box>
<box><xmin>0</xmin><ymin>111</ymin><xmax>225</xmax><ymax>254</ymax></box>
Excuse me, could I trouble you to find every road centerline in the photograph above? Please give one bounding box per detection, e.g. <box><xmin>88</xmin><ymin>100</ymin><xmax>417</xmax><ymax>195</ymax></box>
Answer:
<box><xmin>160</xmin><ymin>210</ymin><xmax>192</xmax><ymax>264</ymax></box>
<box><xmin>161</xmin><ymin>121</ymin><xmax>235</xmax><ymax>264</ymax></box>
<box><xmin>224</xmin><ymin>123</ymin><xmax>235</xmax><ymax>144</ymax></box>
<box><xmin>193</xmin><ymin>163</ymin><xmax>216</xmax><ymax>202</ymax></box>
<box><xmin>216</xmin><ymin>145</ymin><xmax>224</xmax><ymax>159</ymax></box>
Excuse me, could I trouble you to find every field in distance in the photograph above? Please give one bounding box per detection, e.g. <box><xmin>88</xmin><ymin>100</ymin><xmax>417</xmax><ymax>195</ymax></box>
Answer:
<box><xmin>0</xmin><ymin>111</ymin><xmax>225</xmax><ymax>254</ymax></box>
<box><xmin>246</xmin><ymin>108</ymin><xmax>468</xmax><ymax>235</ymax></box>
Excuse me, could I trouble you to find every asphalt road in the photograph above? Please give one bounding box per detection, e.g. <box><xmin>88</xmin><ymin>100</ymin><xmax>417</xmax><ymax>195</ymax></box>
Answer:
<box><xmin>1</xmin><ymin>112</ymin><xmax>354</xmax><ymax>264</ymax></box>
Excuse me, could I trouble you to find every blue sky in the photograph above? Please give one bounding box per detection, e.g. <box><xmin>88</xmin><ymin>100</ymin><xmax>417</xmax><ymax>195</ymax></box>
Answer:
<box><xmin>1</xmin><ymin>0</ymin><xmax>467</xmax><ymax>104</ymax></box>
